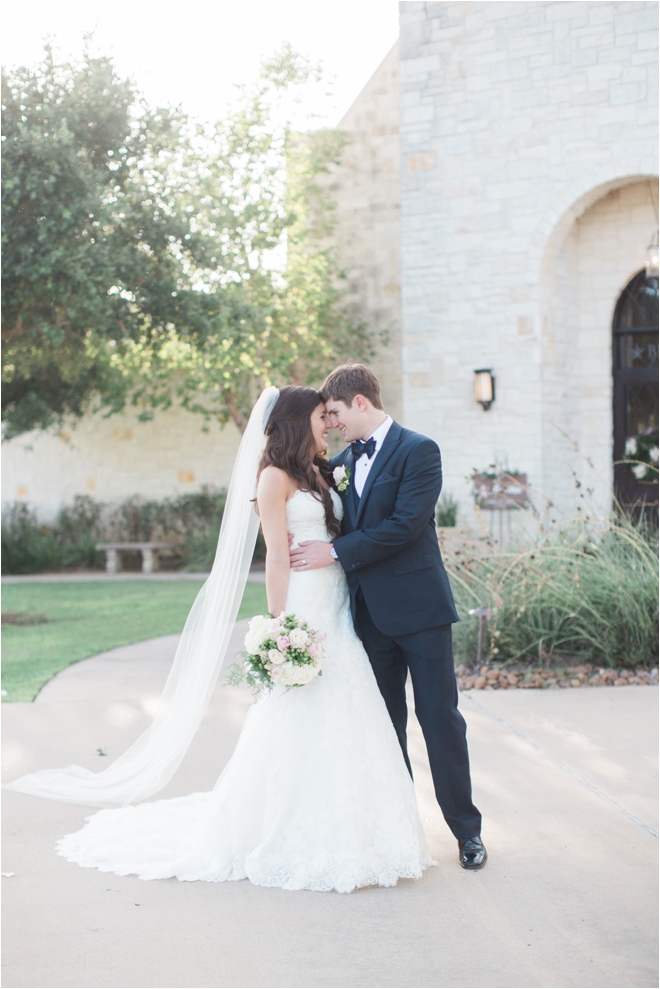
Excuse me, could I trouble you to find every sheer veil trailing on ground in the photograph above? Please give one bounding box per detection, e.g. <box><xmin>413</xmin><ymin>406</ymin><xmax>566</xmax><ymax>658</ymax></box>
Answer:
<box><xmin>4</xmin><ymin>387</ymin><xmax>280</xmax><ymax>808</ymax></box>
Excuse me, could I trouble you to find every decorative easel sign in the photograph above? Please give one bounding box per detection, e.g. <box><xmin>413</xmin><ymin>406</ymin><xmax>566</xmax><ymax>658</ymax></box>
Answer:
<box><xmin>472</xmin><ymin>472</ymin><xmax>528</xmax><ymax>510</ymax></box>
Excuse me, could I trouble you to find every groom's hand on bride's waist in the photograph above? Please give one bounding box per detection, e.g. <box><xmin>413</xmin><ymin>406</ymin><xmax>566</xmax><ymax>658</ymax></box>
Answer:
<box><xmin>290</xmin><ymin>540</ymin><xmax>335</xmax><ymax>571</ymax></box>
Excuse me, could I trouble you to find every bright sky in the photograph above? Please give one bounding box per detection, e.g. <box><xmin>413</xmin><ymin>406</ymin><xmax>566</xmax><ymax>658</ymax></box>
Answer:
<box><xmin>2</xmin><ymin>1</ymin><xmax>400</xmax><ymax>127</ymax></box>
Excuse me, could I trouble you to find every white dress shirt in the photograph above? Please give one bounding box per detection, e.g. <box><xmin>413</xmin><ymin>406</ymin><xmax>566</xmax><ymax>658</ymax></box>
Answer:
<box><xmin>354</xmin><ymin>415</ymin><xmax>393</xmax><ymax>496</ymax></box>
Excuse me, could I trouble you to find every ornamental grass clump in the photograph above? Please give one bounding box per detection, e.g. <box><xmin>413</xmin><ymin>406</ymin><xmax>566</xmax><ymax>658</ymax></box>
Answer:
<box><xmin>436</xmin><ymin>493</ymin><xmax>459</xmax><ymax>528</ymax></box>
<box><xmin>449</xmin><ymin>513</ymin><xmax>658</xmax><ymax>670</ymax></box>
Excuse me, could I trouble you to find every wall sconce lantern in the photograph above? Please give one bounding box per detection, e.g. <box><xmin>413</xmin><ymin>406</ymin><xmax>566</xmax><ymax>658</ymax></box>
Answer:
<box><xmin>474</xmin><ymin>369</ymin><xmax>495</xmax><ymax>410</ymax></box>
<box><xmin>646</xmin><ymin>231</ymin><xmax>659</xmax><ymax>279</ymax></box>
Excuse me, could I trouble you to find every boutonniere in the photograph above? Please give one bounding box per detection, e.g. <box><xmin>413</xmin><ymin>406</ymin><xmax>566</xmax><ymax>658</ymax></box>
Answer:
<box><xmin>332</xmin><ymin>465</ymin><xmax>351</xmax><ymax>493</ymax></box>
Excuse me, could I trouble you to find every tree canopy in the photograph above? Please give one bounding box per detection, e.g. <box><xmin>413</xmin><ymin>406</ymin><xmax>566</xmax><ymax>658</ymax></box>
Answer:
<box><xmin>2</xmin><ymin>45</ymin><xmax>370</xmax><ymax>437</ymax></box>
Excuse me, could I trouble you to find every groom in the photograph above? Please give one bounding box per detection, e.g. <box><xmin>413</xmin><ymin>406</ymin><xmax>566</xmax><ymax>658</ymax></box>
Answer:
<box><xmin>290</xmin><ymin>363</ymin><xmax>486</xmax><ymax>869</ymax></box>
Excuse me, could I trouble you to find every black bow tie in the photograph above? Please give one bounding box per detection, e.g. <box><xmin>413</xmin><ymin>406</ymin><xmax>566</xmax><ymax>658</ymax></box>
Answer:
<box><xmin>351</xmin><ymin>437</ymin><xmax>377</xmax><ymax>460</ymax></box>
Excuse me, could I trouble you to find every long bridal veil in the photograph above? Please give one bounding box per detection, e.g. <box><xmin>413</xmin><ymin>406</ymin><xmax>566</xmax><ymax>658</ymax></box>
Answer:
<box><xmin>4</xmin><ymin>387</ymin><xmax>280</xmax><ymax>808</ymax></box>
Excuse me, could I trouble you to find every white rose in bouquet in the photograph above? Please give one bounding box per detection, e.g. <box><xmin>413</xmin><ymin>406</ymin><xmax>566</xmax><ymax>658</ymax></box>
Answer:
<box><xmin>280</xmin><ymin>662</ymin><xmax>297</xmax><ymax>686</ymax></box>
<box><xmin>248</xmin><ymin>615</ymin><xmax>271</xmax><ymax>639</ymax></box>
<box><xmin>268</xmin><ymin>649</ymin><xmax>283</xmax><ymax>665</ymax></box>
<box><xmin>244</xmin><ymin>631</ymin><xmax>262</xmax><ymax>654</ymax></box>
<box><xmin>289</xmin><ymin>627</ymin><xmax>309</xmax><ymax>649</ymax></box>
<box><xmin>295</xmin><ymin>667</ymin><xmax>314</xmax><ymax>685</ymax></box>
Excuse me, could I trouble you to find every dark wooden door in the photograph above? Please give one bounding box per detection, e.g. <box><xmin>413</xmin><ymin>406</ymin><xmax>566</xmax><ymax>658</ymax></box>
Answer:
<box><xmin>612</xmin><ymin>271</ymin><xmax>659</xmax><ymax>509</ymax></box>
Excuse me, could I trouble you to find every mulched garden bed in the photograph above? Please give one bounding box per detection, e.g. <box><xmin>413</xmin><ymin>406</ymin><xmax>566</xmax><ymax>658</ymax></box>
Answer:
<box><xmin>456</xmin><ymin>663</ymin><xmax>659</xmax><ymax>690</ymax></box>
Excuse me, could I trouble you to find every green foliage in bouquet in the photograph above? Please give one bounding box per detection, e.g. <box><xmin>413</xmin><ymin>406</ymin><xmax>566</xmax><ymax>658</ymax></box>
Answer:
<box><xmin>225</xmin><ymin>652</ymin><xmax>273</xmax><ymax>693</ymax></box>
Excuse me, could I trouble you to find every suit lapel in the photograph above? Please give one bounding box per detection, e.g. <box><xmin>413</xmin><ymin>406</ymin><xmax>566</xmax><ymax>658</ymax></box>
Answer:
<box><xmin>355</xmin><ymin>422</ymin><xmax>402</xmax><ymax>525</ymax></box>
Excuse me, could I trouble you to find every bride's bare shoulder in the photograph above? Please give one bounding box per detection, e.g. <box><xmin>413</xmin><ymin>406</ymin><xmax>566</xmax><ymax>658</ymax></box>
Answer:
<box><xmin>257</xmin><ymin>465</ymin><xmax>296</xmax><ymax>500</ymax></box>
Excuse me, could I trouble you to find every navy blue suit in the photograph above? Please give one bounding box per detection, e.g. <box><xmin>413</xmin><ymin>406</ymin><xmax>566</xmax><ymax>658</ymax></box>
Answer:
<box><xmin>332</xmin><ymin>422</ymin><xmax>481</xmax><ymax>840</ymax></box>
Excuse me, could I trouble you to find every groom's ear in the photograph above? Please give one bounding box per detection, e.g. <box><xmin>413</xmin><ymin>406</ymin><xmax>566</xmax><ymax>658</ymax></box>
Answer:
<box><xmin>353</xmin><ymin>394</ymin><xmax>369</xmax><ymax>413</ymax></box>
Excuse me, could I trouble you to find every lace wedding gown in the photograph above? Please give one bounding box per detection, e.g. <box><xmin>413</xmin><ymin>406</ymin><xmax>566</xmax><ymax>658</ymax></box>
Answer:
<box><xmin>57</xmin><ymin>489</ymin><xmax>434</xmax><ymax>893</ymax></box>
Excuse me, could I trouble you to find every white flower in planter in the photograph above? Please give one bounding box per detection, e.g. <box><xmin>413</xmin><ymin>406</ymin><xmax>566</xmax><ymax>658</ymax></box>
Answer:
<box><xmin>632</xmin><ymin>463</ymin><xmax>648</xmax><ymax>480</ymax></box>
<box><xmin>624</xmin><ymin>437</ymin><xmax>638</xmax><ymax>457</ymax></box>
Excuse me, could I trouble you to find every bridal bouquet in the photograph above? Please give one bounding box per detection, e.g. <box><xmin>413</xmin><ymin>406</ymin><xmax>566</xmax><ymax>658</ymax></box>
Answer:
<box><xmin>227</xmin><ymin>613</ymin><xmax>325</xmax><ymax>693</ymax></box>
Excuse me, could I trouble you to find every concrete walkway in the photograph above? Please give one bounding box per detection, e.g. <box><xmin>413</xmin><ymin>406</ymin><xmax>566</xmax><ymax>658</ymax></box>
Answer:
<box><xmin>2</xmin><ymin>630</ymin><xmax>657</xmax><ymax>989</ymax></box>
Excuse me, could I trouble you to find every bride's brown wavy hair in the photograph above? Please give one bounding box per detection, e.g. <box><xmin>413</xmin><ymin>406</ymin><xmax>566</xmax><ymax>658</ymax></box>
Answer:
<box><xmin>258</xmin><ymin>386</ymin><xmax>341</xmax><ymax>540</ymax></box>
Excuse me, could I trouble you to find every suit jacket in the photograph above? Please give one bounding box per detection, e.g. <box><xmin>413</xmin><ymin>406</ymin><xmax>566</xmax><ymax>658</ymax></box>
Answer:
<box><xmin>331</xmin><ymin>421</ymin><xmax>459</xmax><ymax>637</ymax></box>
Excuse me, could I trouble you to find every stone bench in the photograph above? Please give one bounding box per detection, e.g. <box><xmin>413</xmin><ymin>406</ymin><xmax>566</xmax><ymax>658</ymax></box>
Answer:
<box><xmin>95</xmin><ymin>542</ymin><xmax>173</xmax><ymax>574</ymax></box>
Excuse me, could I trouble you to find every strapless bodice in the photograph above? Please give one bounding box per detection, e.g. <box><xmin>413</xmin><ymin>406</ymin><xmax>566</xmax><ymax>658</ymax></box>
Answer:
<box><xmin>285</xmin><ymin>487</ymin><xmax>343</xmax><ymax>546</ymax></box>
<box><xmin>284</xmin><ymin>489</ymin><xmax>349</xmax><ymax>639</ymax></box>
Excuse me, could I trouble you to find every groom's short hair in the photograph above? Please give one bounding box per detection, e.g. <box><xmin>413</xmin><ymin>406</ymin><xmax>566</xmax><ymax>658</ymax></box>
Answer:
<box><xmin>321</xmin><ymin>364</ymin><xmax>383</xmax><ymax>410</ymax></box>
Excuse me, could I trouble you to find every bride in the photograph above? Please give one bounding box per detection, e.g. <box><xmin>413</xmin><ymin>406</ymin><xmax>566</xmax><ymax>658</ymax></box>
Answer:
<box><xmin>6</xmin><ymin>386</ymin><xmax>433</xmax><ymax>893</ymax></box>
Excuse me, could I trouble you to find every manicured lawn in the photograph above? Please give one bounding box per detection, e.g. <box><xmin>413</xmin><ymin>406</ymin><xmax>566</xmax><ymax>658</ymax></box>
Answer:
<box><xmin>1</xmin><ymin>579</ymin><xmax>268</xmax><ymax>702</ymax></box>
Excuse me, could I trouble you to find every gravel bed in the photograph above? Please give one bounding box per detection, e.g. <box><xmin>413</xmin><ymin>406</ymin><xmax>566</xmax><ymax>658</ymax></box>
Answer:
<box><xmin>456</xmin><ymin>663</ymin><xmax>659</xmax><ymax>690</ymax></box>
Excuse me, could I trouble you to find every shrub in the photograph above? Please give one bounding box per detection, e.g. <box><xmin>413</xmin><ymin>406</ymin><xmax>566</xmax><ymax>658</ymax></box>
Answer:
<box><xmin>1</xmin><ymin>487</ymin><xmax>233</xmax><ymax>574</ymax></box>
<box><xmin>1</xmin><ymin>497</ymin><xmax>107</xmax><ymax>573</ymax></box>
<box><xmin>56</xmin><ymin>495</ymin><xmax>106</xmax><ymax>569</ymax></box>
<box><xmin>102</xmin><ymin>489</ymin><xmax>233</xmax><ymax>570</ymax></box>
<box><xmin>449</xmin><ymin>512</ymin><xmax>658</xmax><ymax>670</ymax></box>
<box><xmin>1</xmin><ymin>503</ymin><xmax>64</xmax><ymax>573</ymax></box>
<box><xmin>181</xmin><ymin>521</ymin><xmax>266</xmax><ymax>572</ymax></box>
<box><xmin>103</xmin><ymin>488</ymin><xmax>229</xmax><ymax>560</ymax></box>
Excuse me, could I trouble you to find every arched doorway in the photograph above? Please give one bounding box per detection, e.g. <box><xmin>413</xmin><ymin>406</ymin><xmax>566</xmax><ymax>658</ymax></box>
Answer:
<box><xmin>612</xmin><ymin>270</ymin><xmax>659</xmax><ymax>508</ymax></box>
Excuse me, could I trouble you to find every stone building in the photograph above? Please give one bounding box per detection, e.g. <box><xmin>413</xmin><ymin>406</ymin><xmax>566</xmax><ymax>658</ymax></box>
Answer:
<box><xmin>333</xmin><ymin>0</ymin><xmax>658</xmax><ymax>522</ymax></box>
<box><xmin>3</xmin><ymin>1</ymin><xmax>658</xmax><ymax>526</ymax></box>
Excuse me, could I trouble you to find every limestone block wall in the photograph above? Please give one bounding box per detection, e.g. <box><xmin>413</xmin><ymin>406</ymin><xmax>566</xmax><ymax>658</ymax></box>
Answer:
<box><xmin>2</xmin><ymin>406</ymin><xmax>242</xmax><ymax>522</ymax></box>
<box><xmin>541</xmin><ymin>180</ymin><xmax>658</xmax><ymax>512</ymax></box>
<box><xmin>329</xmin><ymin>43</ymin><xmax>403</xmax><ymax>423</ymax></box>
<box><xmin>398</xmin><ymin>0</ymin><xmax>658</xmax><ymax>520</ymax></box>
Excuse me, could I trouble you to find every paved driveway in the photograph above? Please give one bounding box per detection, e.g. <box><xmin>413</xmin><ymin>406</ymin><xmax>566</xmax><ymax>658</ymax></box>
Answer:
<box><xmin>2</xmin><ymin>625</ymin><xmax>657</xmax><ymax>988</ymax></box>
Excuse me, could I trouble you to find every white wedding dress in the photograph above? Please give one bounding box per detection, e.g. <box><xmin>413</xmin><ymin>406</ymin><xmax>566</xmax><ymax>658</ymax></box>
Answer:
<box><xmin>56</xmin><ymin>489</ymin><xmax>434</xmax><ymax>893</ymax></box>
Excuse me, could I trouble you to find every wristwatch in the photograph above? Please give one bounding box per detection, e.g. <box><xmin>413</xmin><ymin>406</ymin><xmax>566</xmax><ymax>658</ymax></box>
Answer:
<box><xmin>330</xmin><ymin>545</ymin><xmax>338</xmax><ymax>560</ymax></box>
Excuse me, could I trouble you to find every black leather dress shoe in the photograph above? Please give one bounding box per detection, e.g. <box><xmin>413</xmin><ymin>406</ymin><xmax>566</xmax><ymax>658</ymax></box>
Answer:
<box><xmin>458</xmin><ymin>836</ymin><xmax>488</xmax><ymax>869</ymax></box>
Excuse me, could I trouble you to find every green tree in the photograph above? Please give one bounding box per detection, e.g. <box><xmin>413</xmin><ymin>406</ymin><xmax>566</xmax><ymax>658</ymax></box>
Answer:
<box><xmin>2</xmin><ymin>44</ymin><xmax>371</xmax><ymax>437</ymax></box>
<box><xmin>2</xmin><ymin>47</ymin><xmax>208</xmax><ymax>436</ymax></box>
